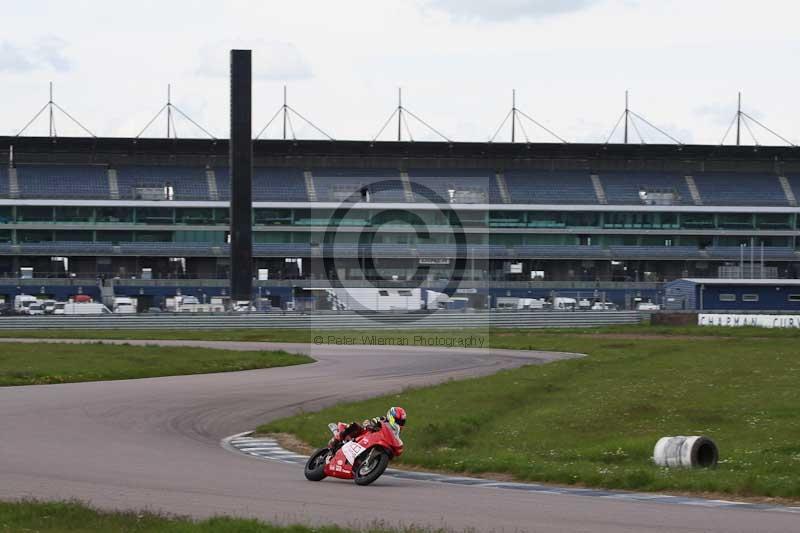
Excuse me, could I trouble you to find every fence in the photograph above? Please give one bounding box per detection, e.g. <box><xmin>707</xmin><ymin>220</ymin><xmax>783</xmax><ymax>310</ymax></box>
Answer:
<box><xmin>0</xmin><ymin>310</ymin><xmax>643</xmax><ymax>330</ymax></box>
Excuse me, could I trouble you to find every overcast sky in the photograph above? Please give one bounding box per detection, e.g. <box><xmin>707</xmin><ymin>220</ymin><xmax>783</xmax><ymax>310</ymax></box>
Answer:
<box><xmin>2</xmin><ymin>0</ymin><xmax>798</xmax><ymax>145</ymax></box>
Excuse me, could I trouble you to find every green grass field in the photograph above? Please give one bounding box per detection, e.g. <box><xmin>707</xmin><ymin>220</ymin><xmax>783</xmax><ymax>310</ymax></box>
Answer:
<box><xmin>259</xmin><ymin>328</ymin><xmax>800</xmax><ymax>501</ymax></box>
<box><xmin>0</xmin><ymin>342</ymin><xmax>312</xmax><ymax>386</ymax></box>
<box><xmin>0</xmin><ymin>500</ymin><xmax>426</xmax><ymax>532</ymax></box>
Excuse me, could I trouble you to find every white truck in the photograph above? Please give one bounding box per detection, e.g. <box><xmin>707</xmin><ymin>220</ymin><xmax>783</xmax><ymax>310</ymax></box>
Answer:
<box><xmin>495</xmin><ymin>297</ymin><xmax>521</xmax><ymax>310</ymax></box>
<box><xmin>552</xmin><ymin>297</ymin><xmax>578</xmax><ymax>310</ymax></box>
<box><xmin>62</xmin><ymin>302</ymin><xmax>112</xmax><ymax>315</ymax></box>
<box><xmin>519</xmin><ymin>298</ymin><xmax>549</xmax><ymax>310</ymax></box>
<box><xmin>232</xmin><ymin>300</ymin><xmax>256</xmax><ymax>312</ymax></box>
<box><xmin>14</xmin><ymin>294</ymin><xmax>39</xmax><ymax>314</ymax></box>
<box><xmin>27</xmin><ymin>301</ymin><xmax>45</xmax><ymax>315</ymax></box>
<box><xmin>112</xmin><ymin>297</ymin><xmax>138</xmax><ymax>314</ymax></box>
<box><xmin>165</xmin><ymin>295</ymin><xmax>225</xmax><ymax>313</ymax></box>
<box><xmin>166</xmin><ymin>295</ymin><xmax>197</xmax><ymax>312</ymax></box>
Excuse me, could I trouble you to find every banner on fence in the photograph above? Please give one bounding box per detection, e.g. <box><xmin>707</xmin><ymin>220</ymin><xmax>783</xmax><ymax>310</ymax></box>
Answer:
<box><xmin>698</xmin><ymin>313</ymin><xmax>800</xmax><ymax>329</ymax></box>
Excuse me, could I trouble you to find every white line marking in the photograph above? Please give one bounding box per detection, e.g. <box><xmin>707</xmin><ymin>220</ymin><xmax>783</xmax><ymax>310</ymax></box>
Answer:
<box><xmin>263</xmin><ymin>450</ymin><xmax>300</xmax><ymax>455</ymax></box>
<box><xmin>221</xmin><ymin>432</ymin><xmax>800</xmax><ymax>514</ymax></box>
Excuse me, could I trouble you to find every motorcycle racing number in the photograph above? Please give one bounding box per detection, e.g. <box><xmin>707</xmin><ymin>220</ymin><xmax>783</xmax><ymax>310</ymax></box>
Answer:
<box><xmin>341</xmin><ymin>441</ymin><xmax>366</xmax><ymax>465</ymax></box>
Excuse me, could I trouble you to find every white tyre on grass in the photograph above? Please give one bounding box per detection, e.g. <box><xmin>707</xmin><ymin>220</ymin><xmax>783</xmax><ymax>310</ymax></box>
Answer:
<box><xmin>654</xmin><ymin>436</ymin><xmax>718</xmax><ymax>468</ymax></box>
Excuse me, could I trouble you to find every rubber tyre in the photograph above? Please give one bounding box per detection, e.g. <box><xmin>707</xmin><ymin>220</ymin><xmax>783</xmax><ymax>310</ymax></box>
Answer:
<box><xmin>353</xmin><ymin>450</ymin><xmax>390</xmax><ymax>486</ymax></box>
<box><xmin>304</xmin><ymin>448</ymin><xmax>329</xmax><ymax>481</ymax></box>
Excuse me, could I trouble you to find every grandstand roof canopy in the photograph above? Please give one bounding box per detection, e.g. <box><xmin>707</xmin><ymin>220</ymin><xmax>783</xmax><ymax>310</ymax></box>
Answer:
<box><xmin>3</xmin><ymin>136</ymin><xmax>800</xmax><ymax>170</ymax></box>
<box><xmin>4</xmin><ymin>135</ymin><xmax>800</xmax><ymax>158</ymax></box>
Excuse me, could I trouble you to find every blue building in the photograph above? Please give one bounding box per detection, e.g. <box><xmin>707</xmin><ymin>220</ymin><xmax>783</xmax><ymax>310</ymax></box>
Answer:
<box><xmin>664</xmin><ymin>278</ymin><xmax>800</xmax><ymax>311</ymax></box>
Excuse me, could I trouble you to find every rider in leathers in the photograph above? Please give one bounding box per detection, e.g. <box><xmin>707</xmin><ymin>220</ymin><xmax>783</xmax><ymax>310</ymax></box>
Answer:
<box><xmin>328</xmin><ymin>406</ymin><xmax>406</xmax><ymax>452</ymax></box>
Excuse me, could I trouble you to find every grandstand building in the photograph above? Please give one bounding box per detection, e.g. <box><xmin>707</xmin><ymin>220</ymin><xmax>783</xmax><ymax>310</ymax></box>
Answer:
<box><xmin>1</xmin><ymin>136</ymin><xmax>800</xmax><ymax>309</ymax></box>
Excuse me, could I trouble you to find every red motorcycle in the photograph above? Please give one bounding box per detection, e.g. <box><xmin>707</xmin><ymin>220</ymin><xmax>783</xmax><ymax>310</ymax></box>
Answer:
<box><xmin>304</xmin><ymin>421</ymin><xmax>404</xmax><ymax>486</ymax></box>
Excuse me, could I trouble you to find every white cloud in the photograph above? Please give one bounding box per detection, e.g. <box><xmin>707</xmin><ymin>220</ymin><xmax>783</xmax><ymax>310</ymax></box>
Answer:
<box><xmin>695</xmin><ymin>102</ymin><xmax>738</xmax><ymax>128</ymax></box>
<box><xmin>422</xmin><ymin>0</ymin><xmax>601</xmax><ymax>21</ymax></box>
<box><xmin>35</xmin><ymin>36</ymin><xmax>72</xmax><ymax>72</ymax></box>
<box><xmin>195</xmin><ymin>40</ymin><xmax>312</xmax><ymax>81</ymax></box>
<box><xmin>0</xmin><ymin>38</ymin><xmax>73</xmax><ymax>72</ymax></box>
<box><xmin>0</xmin><ymin>42</ymin><xmax>34</xmax><ymax>71</ymax></box>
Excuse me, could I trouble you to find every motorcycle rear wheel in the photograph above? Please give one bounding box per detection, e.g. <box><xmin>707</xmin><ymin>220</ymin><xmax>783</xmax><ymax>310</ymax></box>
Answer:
<box><xmin>353</xmin><ymin>450</ymin><xmax>390</xmax><ymax>486</ymax></box>
<box><xmin>304</xmin><ymin>448</ymin><xmax>330</xmax><ymax>481</ymax></box>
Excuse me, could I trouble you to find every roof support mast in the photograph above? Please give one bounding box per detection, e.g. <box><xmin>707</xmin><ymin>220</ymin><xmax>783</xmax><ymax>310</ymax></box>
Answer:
<box><xmin>16</xmin><ymin>82</ymin><xmax>96</xmax><ymax>138</ymax></box>
<box><xmin>135</xmin><ymin>85</ymin><xmax>216</xmax><ymax>140</ymax></box>
<box><xmin>371</xmin><ymin>88</ymin><xmax>451</xmax><ymax>142</ymax></box>
<box><xmin>736</xmin><ymin>91</ymin><xmax>741</xmax><ymax>146</ymax></box>
<box><xmin>255</xmin><ymin>87</ymin><xmax>334</xmax><ymax>141</ymax></box>
<box><xmin>48</xmin><ymin>82</ymin><xmax>55</xmax><ymax>137</ymax></box>
<box><xmin>624</xmin><ymin>90</ymin><xmax>629</xmax><ymax>144</ymax></box>
<box><xmin>604</xmin><ymin>90</ymin><xmax>682</xmax><ymax>145</ymax></box>
<box><xmin>282</xmin><ymin>85</ymin><xmax>287</xmax><ymax>140</ymax></box>
<box><xmin>719</xmin><ymin>92</ymin><xmax>796</xmax><ymax>147</ymax></box>
<box><xmin>397</xmin><ymin>88</ymin><xmax>403</xmax><ymax>141</ymax></box>
<box><xmin>490</xmin><ymin>90</ymin><xmax>567</xmax><ymax>144</ymax></box>
<box><xmin>511</xmin><ymin>89</ymin><xmax>516</xmax><ymax>143</ymax></box>
<box><xmin>166</xmin><ymin>84</ymin><xmax>172</xmax><ymax>138</ymax></box>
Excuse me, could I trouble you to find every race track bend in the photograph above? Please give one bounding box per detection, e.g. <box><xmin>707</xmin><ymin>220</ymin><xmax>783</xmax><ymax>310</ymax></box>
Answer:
<box><xmin>0</xmin><ymin>338</ymin><xmax>798</xmax><ymax>533</ymax></box>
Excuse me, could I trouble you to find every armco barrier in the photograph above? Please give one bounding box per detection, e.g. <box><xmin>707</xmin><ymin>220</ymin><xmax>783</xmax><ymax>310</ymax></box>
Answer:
<box><xmin>0</xmin><ymin>311</ymin><xmax>642</xmax><ymax>330</ymax></box>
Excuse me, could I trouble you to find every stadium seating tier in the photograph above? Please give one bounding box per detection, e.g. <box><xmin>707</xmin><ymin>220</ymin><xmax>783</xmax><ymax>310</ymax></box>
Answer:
<box><xmin>0</xmin><ymin>166</ymin><xmax>8</xmax><ymax>197</ymax></box>
<box><xmin>16</xmin><ymin>165</ymin><xmax>109</xmax><ymax>199</ymax></box>
<box><xmin>691</xmin><ymin>172</ymin><xmax>787</xmax><ymax>206</ymax></box>
<box><xmin>1</xmin><ymin>165</ymin><xmax>797</xmax><ymax>207</ymax></box>
<box><xmin>600</xmin><ymin>171</ymin><xmax>693</xmax><ymax>205</ymax></box>
<box><xmin>116</xmin><ymin>166</ymin><xmax>208</xmax><ymax>201</ymax></box>
<box><xmin>503</xmin><ymin>170</ymin><xmax>596</xmax><ymax>204</ymax></box>
<box><xmin>313</xmin><ymin>168</ymin><xmax>406</xmax><ymax>202</ymax></box>
<box><xmin>406</xmin><ymin>169</ymin><xmax>504</xmax><ymax>203</ymax></box>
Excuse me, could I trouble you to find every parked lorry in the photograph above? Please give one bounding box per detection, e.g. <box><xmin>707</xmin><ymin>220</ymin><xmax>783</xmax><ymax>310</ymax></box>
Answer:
<box><xmin>232</xmin><ymin>300</ymin><xmax>256</xmax><ymax>312</ymax></box>
<box><xmin>165</xmin><ymin>295</ymin><xmax>225</xmax><ymax>313</ymax></box>
<box><xmin>552</xmin><ymin>297</ymin><xmax>578</xmax><ymax>310</ymax></box>
<box><xmin>14</xmin><ymin>295</ymin><xmax>39</xmax><ymax>314</ymax></box>
<box><xmin>591</xmin><ymin>301</ymin><xmax>618</xmax><ymax>311</ymax></box>
<box><xmin>112</xmin><ymin>297</ymin><xmax>137</xmax><ymax>314</ymax></box>
<box><xmin>62</xmin><ymin>302</ymin><xmax>112</xmax><ymax>315</ymax></box>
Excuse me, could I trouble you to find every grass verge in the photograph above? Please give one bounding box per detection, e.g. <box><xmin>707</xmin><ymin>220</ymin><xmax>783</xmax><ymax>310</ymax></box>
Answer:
<box><xmin>0</xmin><ymin>342</ymin><xmax>312</xmax><ymax>386</ymax></box>
<box><xmin>259</xmin><ymin>329</ymin><xmax>800</xmax><ymax>501</ymax></box>
<box><xmin>0</xmin><ymin>500</ymin><xmax>431</xmax><ymax>532</ymax></box>
<box><xmin>0</xmin><ymin>323</ymin><xmax>797</xmax><ymax>343</ymax></box>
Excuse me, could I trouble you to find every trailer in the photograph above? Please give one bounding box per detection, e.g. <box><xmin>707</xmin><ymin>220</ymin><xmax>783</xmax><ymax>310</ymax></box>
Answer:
<box><xmin>62</xmin><ymin>302</ymin><xmax>112</xmax><ymax>315</ymax></box>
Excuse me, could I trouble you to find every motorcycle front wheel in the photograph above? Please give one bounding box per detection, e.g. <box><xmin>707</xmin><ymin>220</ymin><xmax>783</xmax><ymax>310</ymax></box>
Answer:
<box><xmin>304</xmin><ymin>448</ymin><xmax>330</xmax><ymax>481</ymax></box>
<box><xmin>353</xmin><ymin>450</ymin><xmax>390</xmax><ymax>486</ymax></box>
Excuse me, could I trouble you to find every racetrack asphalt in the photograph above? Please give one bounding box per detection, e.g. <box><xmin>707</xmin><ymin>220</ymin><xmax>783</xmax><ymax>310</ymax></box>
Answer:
<box><xmin>0</xmin><ymin>339</ymin><xmax>797</xmax><ymax>532</ymax></box>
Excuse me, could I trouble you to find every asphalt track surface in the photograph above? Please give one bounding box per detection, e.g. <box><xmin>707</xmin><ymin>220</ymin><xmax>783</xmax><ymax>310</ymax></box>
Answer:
<box><xmin>1</xmin><ymin>339</ymin><xmax>798</xmax><ymax>532</ymax></box>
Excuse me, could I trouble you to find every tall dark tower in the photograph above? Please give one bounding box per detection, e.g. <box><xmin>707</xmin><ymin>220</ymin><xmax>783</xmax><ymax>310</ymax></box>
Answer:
<box><xmin>229</xmin><ymin>49</ymin><xmax>253</xmax><ymax>301</ymax></box>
